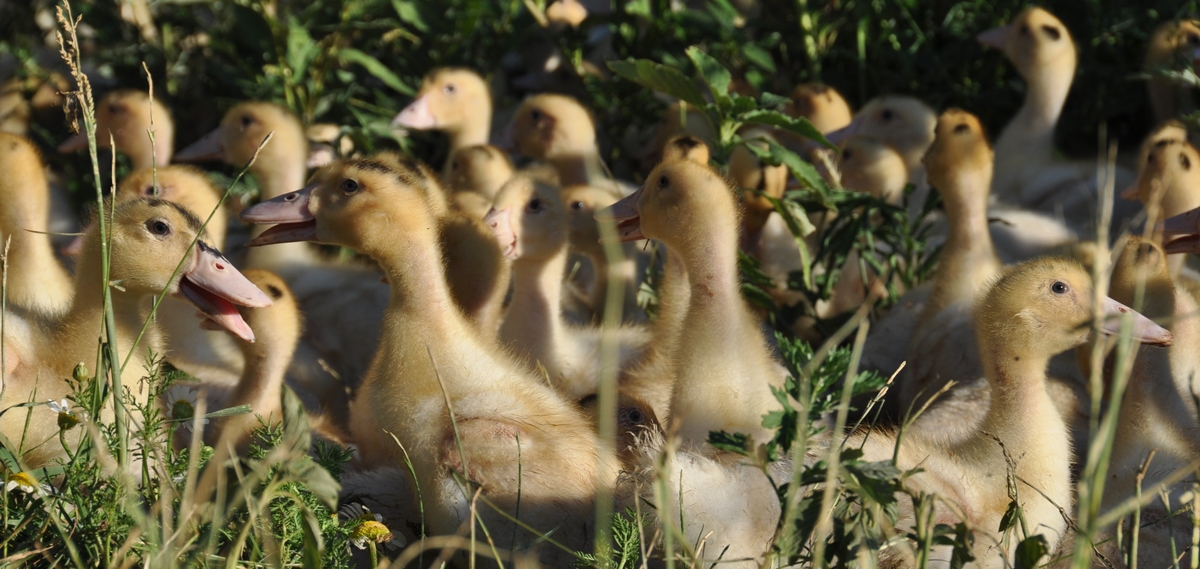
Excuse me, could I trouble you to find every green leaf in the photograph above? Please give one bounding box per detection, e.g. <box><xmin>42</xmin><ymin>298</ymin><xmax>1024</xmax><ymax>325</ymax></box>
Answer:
<box><xmin>741</xmin><ymin>44</ymin><xmax>777</xmax><ymax>73</ymax></box>
<box><xmin>1014</xmin><ymin>534</ymin><xmax>1049</xmax><ymax>569</ymax></box>
<box><xmin>202</xmin><ymin>404</ymin><xmax>252</xmax><ymax>419</ymax></box>
<box><xmin>339</xmin><ymin>48</ymin><xmax>414</xmax><ymax>96</ymax></box>
<box><xmin>686</xmin><ymin>46</ymin><xmax>731</xmax><ymax>99</ymax></box>
<box><xmin>607</xmin><ymin>60</ymin><xmax>706</xmax><ymax>107</ymax></box>
<box><xmin>741</xmin><ymin>109</ymin><xmax>833</xmax><ymax>148</ymax></box>
<box><xmin>298</xmin><ymin>505</ymin><xmax>325</xmax><ymax>569</ymax></box>
<box><xmin>998</xmin><ymin>500</ymin><xmax>1019</xmax><ymax>532</ymax></box>
<box><xmin>391</xmin><ymin>0</ymin><xmax>429</xmax><ymax>32</ymax></box>
<box><xmin>759</xmin><ymin>91</ymin><xmax>789</xmax><ymax>108</ymax></box>
<box><xmin>285</xmin><ymin>21</ymin><xmax>317</xmax><ymax>76</ymax></box>
<box><xmin>707</xmin><ymin>430</ymin><xmax>752</xmax><ymax>456</ymax></box>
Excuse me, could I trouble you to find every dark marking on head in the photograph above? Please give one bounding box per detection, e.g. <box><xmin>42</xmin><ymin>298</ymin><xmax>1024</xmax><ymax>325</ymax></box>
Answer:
<box><xmin>1041</xmin><ymin>25</ymin><xmax>1061</xmax><ymax>41</ymax></box>
<box><xmin>144</xmin><ymin>198</ymin><xmax>204</xmax><ymax>234</ymax></box>
<box><xmin>266</xmin><ymin>284</ymin><xmax>284</xmax><ymax>299</ymax></box>
<box><xmin>197</xmin><ymin>240</ymin><xmax>230</xmax><ymax>261</ymax></box>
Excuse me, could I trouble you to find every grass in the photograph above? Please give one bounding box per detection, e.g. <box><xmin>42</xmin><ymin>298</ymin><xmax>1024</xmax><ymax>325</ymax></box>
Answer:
<box><xmin>1</xmin><ymin>0</ymin><xmax>1199</xmax><ymax>567</ymax></box>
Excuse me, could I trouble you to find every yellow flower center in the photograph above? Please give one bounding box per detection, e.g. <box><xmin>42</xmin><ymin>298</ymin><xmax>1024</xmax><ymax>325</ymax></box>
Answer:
<box><xmin>57</xmin><ymin>411</ymin><xmax>79</xmax><ymax>430</ymax></box>
<box><xmin>351</xmin><ymin>520</ymin><xmax>393</xmax><ymax>544</ymax></box>
<box><xmin>7</xmin><ymin>471</ymin><xmax>37</xmax><ymax>489</ymax></box>
<box><xmin>171</xmin><ymin>399</ymin><xmax>195</xmax><ymax>421</ymax></box>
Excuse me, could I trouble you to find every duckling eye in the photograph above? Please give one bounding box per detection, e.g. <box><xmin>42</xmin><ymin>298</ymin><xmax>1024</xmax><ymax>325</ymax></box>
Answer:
<box><xmin>1019</xmin><ymin>24</ymin><xmax>1030</xmax><ymax>35</ymax></box>
<box><xmin>841</xmin><ymin>149</ymin><xmax>853</xmax><ymax>161</ymax></box>
<box><xmin>571</xmin><ymin>201</ymin><xmax>584</xmax><ymax>210</ymax></box>
<box><xmin>953</xmin><ymin>123</ymin><xmax>970</xmax><ymax>135</ymax></box>
<box><xmin>530</xmin><ymin>109</ymin><xmax>543</xmax><ymax>121</ymax></box>
<box><xmin>341</xmin><ymin>179</ymin><xmax>360</xmax><ymax>194</ymax></box>
<box><xmin>240</xmin><ymin>115</ymin><xmax>254</xmax><ymax>129</ymax></box>
<box><xmin>142</xmin><ymin>184</ymin><xmax>159</xmax><ymax>197</ymax></box>
<box><xmin>1041</xmin><ymin>25</ymin><xmax>1061</xmax><ymax>41</ymax></box>
<box><xmin>527</xmin><ymin>197</ymin><xmax>542</xmax><ymax>212</ymax></box>
<box><xmin>1181</xmin><ymin>153</ymin><xmax>1192</xmax><ymax>170</ymax></box>
<box><xmin>1051</xmin><ymin>281</ymin><xmax>1069</xmax><ymax>295</ymax></box>
<box><xmin>881</xmin><ymin>109</ymin><xmax>895</xmax><ymax>121</ymax></box>
<box><xmin>107</xmin><ymin>104</ymin><xmax>123</xmax><ymax>115</ymax></box>
<box><xmin>444</xmin><ymin>83</ymin><xmax>456</xmax><ymax>94</ymax></box>
<box><xmin>658</xmin><ymin>174</ymin><xmax>669</xmax><ymax>188</ymax></box>
<box><xmin>622</xmin><ymin>407</ymin><xmax>645</xmax><ymax>425</ymax></box>
<box><xmin>147</xmin><ymin>219</ymin><xmax>171</xmax><ymax>237</ymax></box>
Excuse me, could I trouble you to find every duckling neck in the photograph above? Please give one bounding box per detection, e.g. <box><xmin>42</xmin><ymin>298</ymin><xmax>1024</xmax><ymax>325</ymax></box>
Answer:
<box><xmin>994</xmin><ymin>63</ymin><xmax>1073</xmax><ymax>184</ymax></box>
<box><xmin>550</xmin><ymin>149</ymin><xmax>605</xmax><ymax>187</ymax></box>
<box><xmin>502</xmin><ymin>247</ymin><xmax>569</xmax><ymax>364</ymax></box>
<box><xmin>447</xmin><ymin>109</ymin><xmax>491</xmax><ymax>152</ymax></box>
<box><xmin>586</xmin><ymin>245</ymin><xmax>638</xmax><ymax>312</ymax></box>
<box><xmin>126</xmin><ymin>128</ymin><xmax>174</xmax><ymax>170</ymax></box>
<box><xmin>63</xmin><ymin>257</ymin><xmax>162</xmax><ymax>372</ymax></box>
<box><xmin>928</xmin><ymin>178</ymin><xmax>1001</xmax><ymax>314</ymax></box>
<box><xmin>972</xmin><ymin>338</ymin><xmax>1066</xmax><ymax>454</ymax></box>
<box><xmin>372</xmin><ymin>223</ymin><xmax>460</xmax><ymax>328</ymax></box>
<box><xmin>227</xmin><ymin>337</ymin><xmax>292</xmax><ymax>418</ymax></box>
<box><xmin>1</xmin><ymin>205</ymin><xmax>72</xmax><ymax>313</ymax></box>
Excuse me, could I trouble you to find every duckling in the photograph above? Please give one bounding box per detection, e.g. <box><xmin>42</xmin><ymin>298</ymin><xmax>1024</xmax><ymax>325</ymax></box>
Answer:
<box><xmin>602</xmin><ymin>159</ymin><xmax>786</xmax><ymax>565</ymax></box>
<box><xmin>857</xmin><ymin>256</ymin><xmax>1172</xmax><ymax>568</ymax></box>
<box><xmin>240</xmin><ymin>159</ymin><xmax>616</xmax><ymax>562</ymax></box>
<box><xmin>730</xmin><ymin>131</ymin><xmax>790</xmax><ymax>254</ymax></box>
<box><xmin>1146</xmin><ymin>20</ymin><xmax>1200</xmax><ymax>126</ymax></box>
<box><xmin>561</xmin><ymin>184</ymin><xmax>644</xmax><ymax>324</ymax></box>
<box><xmin>175</xmin><ymin>101</ymin><xmax>316</xmax><ymax>280</ymax></box>
<box><xmin>836</xmin><ymin>136</ymin><xmax>908</xmax><ymax>205</ymax></box>
<box><xmin>640</xmin><ymin>102</ymin><xmax>717</xmax><ymax>170</ymax></box>
<box><xmin>181</xmin><ymin>269</ymin><xmax>300</xmax><ymax>450</ymax></box>
<box><xmin>444</xmin><ymin>144</ymin><xmax>515</xmax><ymax>220</ymax></box>
<box><xmin>660</xmin><ymin>133</ymin><xmax>711</xmax><ymax>164</ymax></box>
<box><xmin>979</xmin><ymin>7</ymin><xmax>1137</xmax><ymax>233</ymax></box>
<box><xmin>0</xmin><ymin>133</ymin><xmax>73</xmax><ymax>314</ymax></box>
<box><xmin>391</xmin><ymin>68</ymin><xmax>492</xmax><ymax>173</ymax></box>
<box><xmin>503</xmin><ymin>93</ymin><xmax>633</xmax><ymax>194</ymax></box>
<box><xmin>488</xmin><ymin>176</ymin><xmax>648</xmax><ymax>400</ymax></box>
<box><xmin>1124</xmin><ymin>137</ymin><xmax>1200</xmax><ymax>287</ymax></box>
<box><xmin>1089</xmin><ymin>237</ymin><xmax>1200</xmax><ymax>569</ymax></box>
<box><xmin>57</xmin><ymin>89</ymin><xmax>174</xmax><ymax>169</ymax></box>
<box><xmin>786</xmin><ymin>82</ymin><xmax>853</xmax><ymax>135</ymax></box>
<box><xmin>1</xmin><ymin>198</ymin><xmax>271</xmax><ymax>467</ymax></box>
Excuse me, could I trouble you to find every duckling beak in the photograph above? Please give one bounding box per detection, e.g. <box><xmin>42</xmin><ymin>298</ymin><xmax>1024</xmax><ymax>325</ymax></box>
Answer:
<box><xmin>392</xmin><ymin>94</ymin><xmax>436</xmax><ymax>129</ymax></box>
<box><xmin>1118</xmin><ymin>179</ymin><xmax>1141</xmax><ymax>201</ymax></box>
<box><xmin>494</xmin><ymin>120</ymin><xmax>518</xmax><ymax>153</ymax></box>
<box><xmin>62</xmin><ymin>234</ymin><xmax>85</xmax><ymax>257</ymax></box>
<box><xmin>596</xmin><ymin>188</ymin><xmax>644</xmax><ymax>242</ymax></box>
<box><xmin>177</xmin><ymin>241</ymin><xmax>272</xmax><ymax>343</ymax></box>
<box><xmin>56</xmin><ymin>132</ymin><xmax>88</xmax><ymax>154</ymax></box>
<box><xmin>484</xmin><ymin>207</ymin><xmax>520</xmax><ymax>259</ymax></box>
<box><xmin>824</xmin><ymin>119</ymin><xmax>859</xmax><ymax>145</ymax></box>
<box><xmin>1158</xmin><ymin>207</ymin><xmax>1200</xmax><ymax>254</ymax></box>
<box><xmin>241</xmin><ymin>184</ymin><xmax>318</xmax><ymax>246</ymax></box>
<box><xmin>1100</xmin><ymin>296</ymin><xmax>1173</xmax><ymax>346</ymax></box>
<box><xmin>175</xmin><ymin>128</ymin><xmax>225</xmax><ymax>162</ymax></box>
<box><xmin>977</xmin><ymin>24</ymin><xmax>1009</xmax><ymax>50</ymax></box>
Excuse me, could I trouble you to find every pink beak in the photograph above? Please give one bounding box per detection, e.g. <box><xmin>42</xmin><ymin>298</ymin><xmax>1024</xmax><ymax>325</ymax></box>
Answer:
<box><xmin>175</xmin><ymin>241</ymin><xmax>272</xmax><ymax>342</ymax></box>
<box><xmin>240</xmin><ymin>184</ymin><xmax>319</xmax><ymax>246</ymax></box>
<box><xmin>977</xmin><ymin>23</ymin><xmax>1009</xmax><ymax>50</ymax></box>
<box><xmin>484</xmin><ymin>207</ymin><xmax>520</xmax><ymax>259</ymax></box>
<box><xmin>1159</xmin><ymin>207</ymin><xmax>1200</xmax><ymax>254</ymax></box>
<box><xmin>175</xmin><ymin>127</ymin><xmax>225</xmax><ymax>163</ymax></box>
<box><xmin>392</xmin><ymin>94</ymin><xmax>436</xmax><ymax>129</ymax></box>
<box><xmin>596</xmin><ymin>187</ymin><xmax>645</xmax><ymax>242</ymax></box>
<box><xmin>824</xmin><ymin>119</ymin><xmax>860</xmax><ymax>145</ymax></box>
<box><xmin>57</xmin><ymin>131</ymin><xmax>89</xmax><ymax>154</ymax></box>
<box><xmin>1100</xmin><ymin>296</ymin><xmax>1173</xmax><ymax>346</ymax></box>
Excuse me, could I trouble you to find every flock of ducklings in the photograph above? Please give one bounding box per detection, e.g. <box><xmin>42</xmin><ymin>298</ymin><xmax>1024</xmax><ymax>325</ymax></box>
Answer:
<box><xmin>2</xmin><ymin>6</ymin><xmax>1200</xmax><ymax>567</ymax></box>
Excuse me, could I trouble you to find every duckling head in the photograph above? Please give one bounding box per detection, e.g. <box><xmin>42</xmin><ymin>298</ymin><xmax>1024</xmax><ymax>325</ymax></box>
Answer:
<box><xmin>0</xmin><ymin>133</ymin><xmax>51</xmax><ymax>226</ymax></box>
<box><xmin>446</xmin><ymin>144</ymin><xmax>514</xmax><ymax>199</ymax></box>
<box><xmin>58</xmin><ymin>90</ymin><xmax>174</xmax><ymax>167</ymax></box>
<box><xmin>240</xmin><ymin>158</ymin><xmax>432</xmax><ymax>256</ymax></box>
<box><xmin>84</xmin><ymin>198</ymin><xmax>271</xmax><ymax>341</ymax></box>
<box><xmin>976</xmin><ymin>256</ymin><xmax>1172</xmax><ymax>370</ymax></box>
<box><xmin>600</xmin><ymin>159</ymin><xmax>738</xmax><ymax>248</ymax></box>
<box><xmin>391</xmin><ymin>68</ymin><xmax>490</xmax><ymax>132</ymax></box>
<box><xmin>201</xmin><ymin>269</ymin><xmax>301</xmax><ymax>354</ymax></box>
<box><xmin>1122</xmin><ymin>139</ymin><xmax>1200</xmax><ymax>218</ymax></box>
<box><xmin>485</xmin><ymin>176</ymin><xmax>566</xmax><ymax>261</ymax></box>
<box><xmin>175</xmin><ymin>102</ymin><xmax>308</xmax><ymax>175</ymax></box>
<box><xmin>836</xmin><ymin>137</ymin><xmax>908</xmax><ymax>203</ymax></box>
<box><xmin>787</xmin><ymin>83</ymin><xmax>853</xmax><ymax>134</ymax></box>
<box><xmin>660</xmin><ymin>134</ymin><xmax>711</xmax><ymax>164</ymax></box>
<box><xmin>977</xmin><ymin>7</ymin><xmax>1076</xmax><ymax>83</ymax></box>
<box><xmin>561</xmin><ymin>184</ymin><xmax>620</xmax><ymax>257</ymax></box>
<box><xmin>371</xmin><ymin>150</ymin><xmax>449</xmax><ymax>216</ymax></box>
<box><xmin>1136</xmin><ymin>121</ymin><xmax>1189</xmax><ymax>172</ymax></box>
<box><xmin>1146</xmin><ymin>20</ymin><xmax>1200</xmax><ymax>69</ymax></box>
<box><xmin>825</xmin><ymin>96</ymin><xmax>936</xmax><ymax>160</ymax></box>
<box><xmin>500</xmin><ymin>93</ymin><xmax>596</xmax><ymax>159</ymax></box>
<box><xmin>116</xmin><ymin>165</ymin><xmax>226</xmax><ymax>248</ymax></box>
<box><xmin>922</xmin><ymin>108</ymin><xmax>993</xmax><ymax>204</ymax></box>
<box><xmin>1109</xmin><ymin>236</ymin><xmax>1172</xmax><ymax>309</ymax></box>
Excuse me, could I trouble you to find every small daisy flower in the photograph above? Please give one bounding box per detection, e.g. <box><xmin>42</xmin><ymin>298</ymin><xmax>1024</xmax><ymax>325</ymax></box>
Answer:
<box><xmin>340</xmin><ymin>503</ymin><xmax>405</xmax><ymax>551</ymax></box>
<box><xmin>47</xmin><ymin>398</ymin><xmax>80</xmax><ymax>430</ymax></box>
<box><xmin>5</xmin><ymin>471</ymin><xmax>50</xmax><ymax>496</ymax></box>
<box><xmin>164</xmin><ymin>385</ymin><xmax>208</xmax><ymax>432</ymax></box>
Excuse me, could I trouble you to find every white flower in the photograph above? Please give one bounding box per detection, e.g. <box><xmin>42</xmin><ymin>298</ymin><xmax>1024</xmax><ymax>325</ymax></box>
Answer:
<box><xmin>47</xmin><ymin>398</ymin><xmax>80</xmax><ymax>430</ymax></box>
<box><xmin>5</xmin><ymin>471</ymin><xmax>50</xmax><ymax>496</ymax></box>
<box><xmin>164</xmin><ymin>385</ymin><xmax>208</xmax><ymax>432</ymax></box>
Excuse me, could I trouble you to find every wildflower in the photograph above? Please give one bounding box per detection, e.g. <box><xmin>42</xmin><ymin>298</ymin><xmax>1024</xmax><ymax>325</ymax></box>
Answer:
<box><xmin>5</xmin><ymin>471</ymin><xmax>50</xmax><ymax>496</ymax></box>
<box><xmin>340</xmin><ymin>503</ymin><xmax>405</xmax><ymax>551</ymax></box>
<box><xmin>164</xmin><ymin>385</ymin><xmax>208</xmax><ymax>432</ymax></box>
<box><xmin>47</xmin><ymin>398</ymin><xmax>80</xmax><ymax>430</ymax></box>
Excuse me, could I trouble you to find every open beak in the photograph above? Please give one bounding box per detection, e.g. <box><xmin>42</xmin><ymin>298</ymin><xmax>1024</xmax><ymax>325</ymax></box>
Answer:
<box><xmin>392</xmin><ymin>94</ymin><xmax>436</xmax><ymax>129</ymax></box>
<box><xmin>1100</xmin><ymin>296</ymin><xmax>1173</xmax><ymax>346</ymax></box>
<box><xmin>175</xmin><ymin>128</ymin><xmax>225</xmax><ymax>162</ymax></box>
<box><xmin>240</xmin><ymin>184</ymin><xmax>318</xmax><ymax>246</ymax></box>
<box><xmin>57</xmin><ymin>132</ymin><xmax>88</xmax><ymax>154</ymax></box>
<box><xmin>484</xmin><ymin>207</ymin><xmax>520</xmax><ymax>259</ymax></box>
<box><xmin>977</xmin><ymin>23</ymin><xmax>1009</xmax><ymax>50</ymax></box>
<box><xmin>175</xmin><ymin>242</ymin><xmax>272</xmax><ymax>342</ymax></box>
<box><xmin>1159</xmin><ymin>207</ymin><xmax>1200</xmax><ymax>254</ymax></box>
<box><xmin>596</xmin><ymin>187</ymin><xmax>644</xmax><ymax>242</ymax></box>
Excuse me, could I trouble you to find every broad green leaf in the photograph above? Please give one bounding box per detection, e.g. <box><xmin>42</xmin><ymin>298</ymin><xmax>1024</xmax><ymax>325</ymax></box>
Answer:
<box><xmin>759</xmin><ymin>91</ymin><xmax>790</xmax><ymax>108</ymax></box>
<box><xmin>285</xmin><ymin>22</ymin><xmax>317</xmax><ymax>77</ymax></box>
<box><xmin>624</xmin><ymin>0</ymin><xmax>651</xmax><ymax>17</ymax></box>
<box><xmin>741</xmin><ymin>44</ymin><xmax>777</xmax><ymax>72</ymax></box>
<box><xmin>391</xmin><ymin>0</ymin><xmax>429</xmax><ymax>32</ymax></box>
<box><xmin>607</xmin><ymin>59</ymin><xmax>705</xmax><ymax>107</ymax></box>
<box><xmin>742</xmin><ymin>137</ymin><xmax>833</xmax><ymax>198</ymax></box>
<box><xmin>686</xmin><ymin>46</ymin><xmax>731</xmax><ymax>99</ymax></box>
<box><xmin>339</xmin><ymin>48</ymin><xmax>414</xmax><ymax>96</ymax></box>
<box><xmin>1014</xmin><ymin>535</ymin><xmax>1049</xmax><ymax>569</ymax></box>
<box><xmin>742</xmin><ymin>109</ymin><xmax>833</xmax><ymax>148</ymax></box>
<box><xmin>727</xmin><ymin>93</ymin><xmax>757</xmax><ymax>117</ymax></box>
